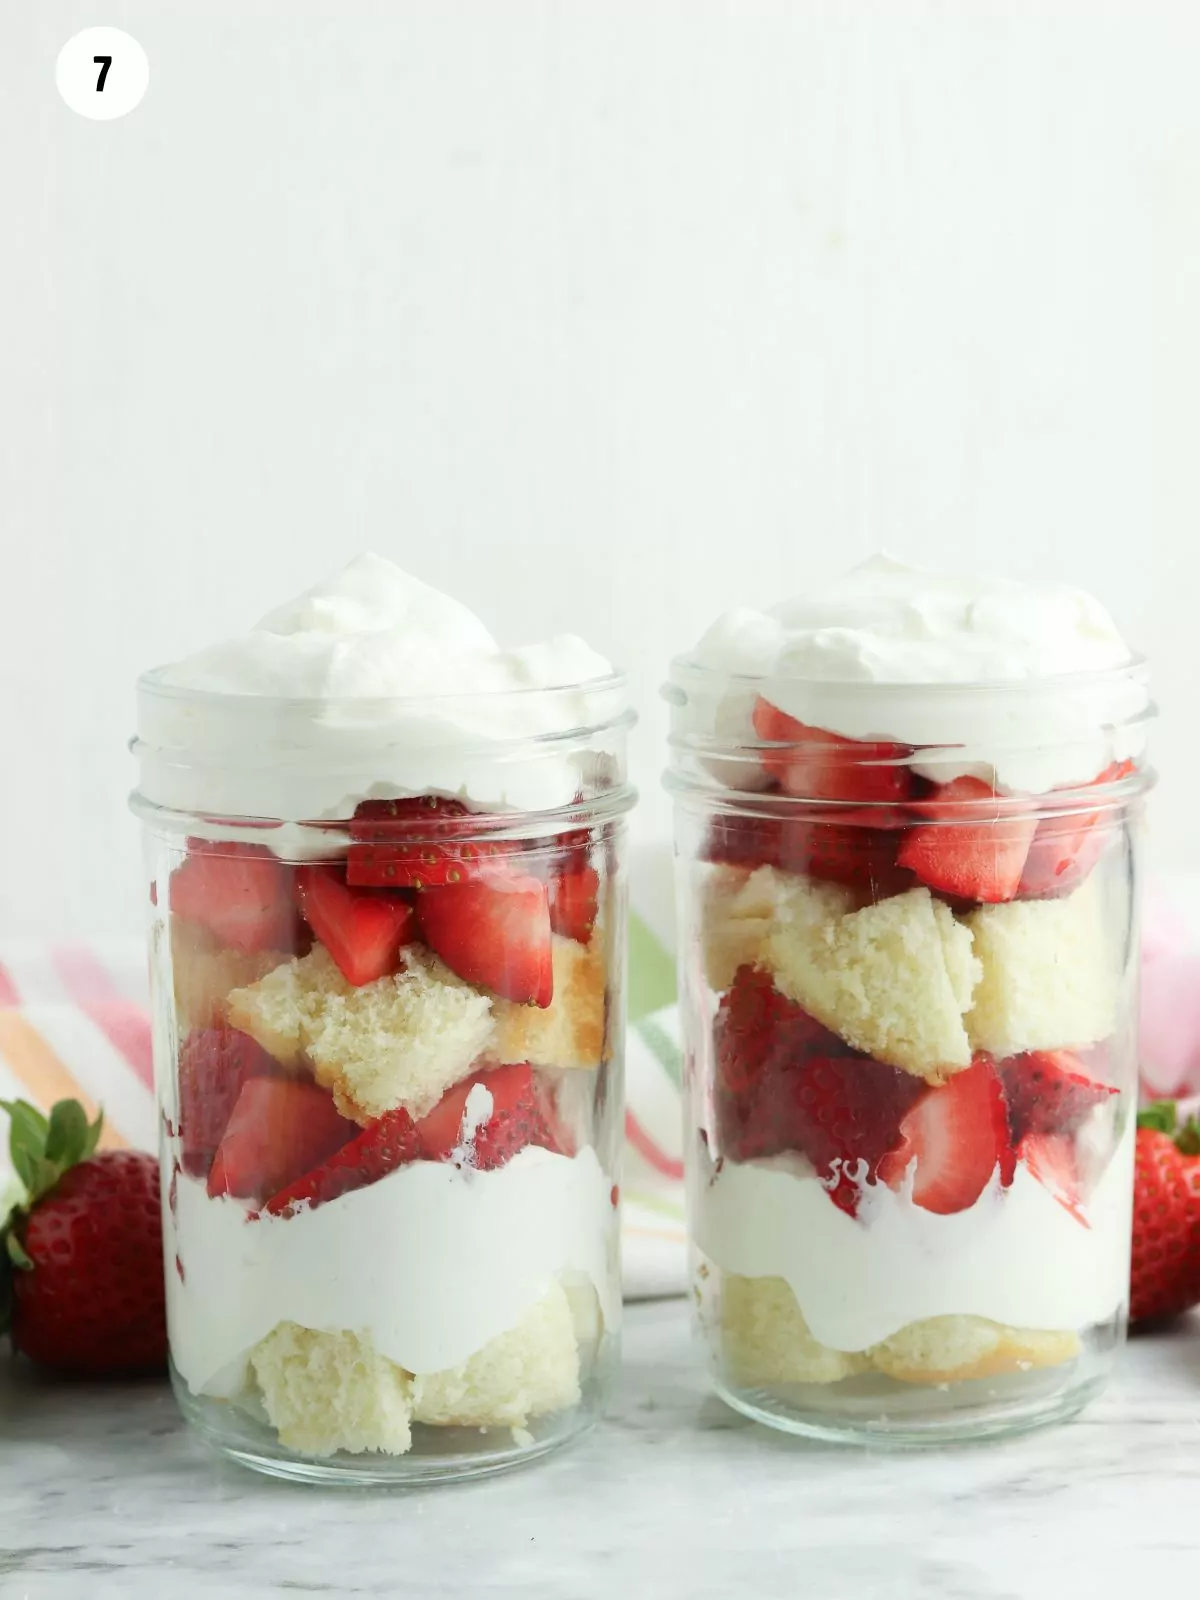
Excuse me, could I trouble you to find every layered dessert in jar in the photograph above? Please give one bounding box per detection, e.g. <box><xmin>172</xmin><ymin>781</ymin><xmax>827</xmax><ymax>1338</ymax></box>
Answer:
<box><xmin>664</xmin><ymin>555</ymin><xmax>1152</xmax><ymax>1442</ymax></box>
<box><xmin>132</xmin><ymin>554</ymin><xmax>633</xmax><ymax>1482</ymax></box>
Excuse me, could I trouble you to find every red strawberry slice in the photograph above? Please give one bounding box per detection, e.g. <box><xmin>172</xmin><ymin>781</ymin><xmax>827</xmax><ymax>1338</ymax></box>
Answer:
<box><xmin>752</xmin><ymin>698</ymin><xmax>913</xmax><ymax>805</ymax></box>
<box><xmin>878</xmin><ymin>1057</ymin><xmax>1014</xmax><ymax>1215</ymax></box>
<box><xmin>346</xmin><ymin>796</ymin><xmax>515</xmax><ymax>888</ymax></box>
<box><xmin>550</xmin><ymin>827</ymin><xmax>594</xmax><ymax>874</ymax></box>
<box><xmin>780</xmin><ymin>1054</ymin><xmax>930</xmax><ymax>1215</ymax></box>
<box><xmin>703</xmin><ymin>811</ymin><xmax>786</xmax><ymax>873</ymax></box>
<box><xmin>998</xmin><ymin>1049</ymin><xmax>1118</xmax><ymax>1146</ymax></box>
<box><xmin>263</xmin><ymin>1106</ymin><xmax>421</xmax><ymax>1217</ymax></box>
<box><xmin>417</xmin><ymin>872</ymin><xmax>553</xmax><ymax>1006</ymax></box>
<box><xmin>782</xmin><ymin>816</ymin><xmax>915</xmax><ymax>897</ymax></box>
<box><xmin>1018</xmin><ymin>760</ymin><xmax>1134</xmax><ymax>899</ymax></box>
<box><xmin>207</xmin><ymin>1078</ymin><xmax>355</xmax><ymax>1202</ymax></box>
<box><xmin>177</xmin><ymin>1027</ymin><xmax>284</xmax><ymax>1179</ymax></box>
<box><xmin>1022</xmin><ymin>1132</ymin><xmax>1089</xmax><ymax>1224</ymax></box>
<box><xmin>702</xmin><ymin>808</ymin><xmax>913</xmax><ymax>896</ymax></box>
<box><xmin>714</xmin><ymin>967</ymin><xmax>846</xmax><ymax>1103</ymax></box>
<box><xmin>549</xmin><ymin>864</ymin><xmax>600</xmax><ymax>943</ymax></box>
<box><xmin>897</xmin><ymin>776</ymin><xmax>1036</xmax><ymax>903</ymax></box>
<box><xmin>296</xmin><ymin>866</ymin><xmax>417</xmax><ymax>987</ymax></box>
<box><xmin>170</xmin><ymin>844</ymin><xmax>296</xmax><ymax>954</ymax></box>
<box><xmin>415</xmin><ymin>1062</ymin><xmax>559</xmax><ymax>1170</ymax></box>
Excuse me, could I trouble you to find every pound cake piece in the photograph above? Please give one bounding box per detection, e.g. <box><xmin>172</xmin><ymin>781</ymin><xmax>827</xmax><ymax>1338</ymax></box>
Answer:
<box><xmin>870</xmin><ymin>1315</ymin><xmax>1080</xmax><ymax>1385</ymax></box>
<box><xmin>965</xmin><ymin>875</ymin><xmax>1119</xmax><ymax>1059</ymax></box>
<box><xmin>410</xmin><ymin>1282</ymin><xmax>582</xmax><ymax>1428</ymax></box>
<box><xmin>703</xmin><ymin>865</ymin><xmax>854</xmax><ymax>994</ymax></box>
<box><xmin>250</xmin><ymin>1323</ymin><xmax>414</xmax><ymax>1457</ymax></box>
<box><xmin>721</xmin><ymin>1274</ymin><xmax>871</xmax><ymax>1386</ymax></box>
<box><xmin>228</xmin><ymin>944</ymin><xmax>495</xmax><ymax>1122</ymax></box>
<box><xmin>490</xmin><ymin>933</ymin><xmax>607</xmax><ymax>1071</ymax></box>
<box><xmin>763</xmin><ymin>883</ymin><xmax>980</xmax><ymax>1082</ymax></box>
<box><xmin>171</xmin><ymin>915</ymin><xmax>290</xmax><ymax>1032</ymax></box>
<box><xmin>226</xmin><ymin>944</ymin><xmax>348</xmax><ymax>1067</ymax></box>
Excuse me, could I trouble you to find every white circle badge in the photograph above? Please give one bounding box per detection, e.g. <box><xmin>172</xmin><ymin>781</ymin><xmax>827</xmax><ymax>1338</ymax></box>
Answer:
<box><xmin>56</xmin><ymin>28</ymin><xmax>149</xmax><ymax>121</ymax></box>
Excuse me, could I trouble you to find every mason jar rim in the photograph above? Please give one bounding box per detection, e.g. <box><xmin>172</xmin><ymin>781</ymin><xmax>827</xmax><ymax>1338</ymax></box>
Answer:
<box><xmin>664</xmin><ymin>652</ymin><xmax>1150</xmax><ymax>700</ymax></box>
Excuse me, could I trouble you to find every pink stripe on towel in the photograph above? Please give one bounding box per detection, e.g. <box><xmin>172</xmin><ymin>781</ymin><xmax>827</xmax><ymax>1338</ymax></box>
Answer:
<box><xmin>50</xmin><ymin>943</ymin><xmax>154</xmax><ymax>1091</ymax></box>
<box><xmin>625</xmin><ymin>1109</ymin><xmax>685</xmax><ymax>1183</ymax></box>
<box><xmin>0</xmin><ymin>961</ymin><xmax>19</xmax><ymax>1008</ymax></box>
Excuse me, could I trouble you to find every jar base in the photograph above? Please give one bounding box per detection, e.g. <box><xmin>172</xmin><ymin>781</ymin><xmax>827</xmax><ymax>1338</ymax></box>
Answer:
<box><xmin>711</xmin><ymin>1353</ymin><xmax>1112</xmax><ymax>1448</ymax></box>
<box><xmin>171</xmin><ymin>1354</ymin><xmax>609</xmax><ymax>1487</ymax></box>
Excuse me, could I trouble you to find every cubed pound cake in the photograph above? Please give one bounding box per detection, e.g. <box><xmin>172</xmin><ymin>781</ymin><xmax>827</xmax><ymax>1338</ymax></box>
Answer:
<box><xmin>720</xmin><ymin>1274</ymin><xmax>871</xmax><ymax>1387</ymax></box>
<box><xmin>250</xmin><ymin>1285</ymin><xmax>583</xmax><ymax>1457</ymax></box>
<box><xmin>490</xmin><ymin>932</ymin><xmax>607</xmax><ymax>1072</ymax></box>
<box><xmin>411</xmin><ymin>1282</ymin><xmax>581</xmax><ymax>1428</ymax></box>
<box><xmin>869</xmin><ymin>1315</ymin><xmax>1080</xmax><ymax>1385</ymax></box>
<box><xmin>965</xmin><ymin>875</ymin><xmax>1119</xmax><ymax>1059</ymax></box>
<box><xmin>762</xmin><ymin>880</ymin><xmax>980</xmax><ymax>1083</ymax></box>
<box><xmin>228</xmin><ymin>944</ymin><xmax>495</xmax><ymax>1122</ymax></box>
<box><xmin>251</xmin><ymin>1322</ymin><xmax>414</xmax><ymax>1457</ymax></box>
<box><xmin>170</xmin><ymin>915</ymin><xmax>292</xmax><ymax>1033</ymax></box>
<box><xmin>701</xmin><ymin>865</ymin><xmax>845</xmax><ymax>995</ymax></box>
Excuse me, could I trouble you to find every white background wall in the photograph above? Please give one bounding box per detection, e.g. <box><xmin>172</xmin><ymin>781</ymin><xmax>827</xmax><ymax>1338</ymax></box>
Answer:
<box><xmin>3</xmin><ymin>0</ymin><xmax>1197</xmax><ymax>936</ymax></box>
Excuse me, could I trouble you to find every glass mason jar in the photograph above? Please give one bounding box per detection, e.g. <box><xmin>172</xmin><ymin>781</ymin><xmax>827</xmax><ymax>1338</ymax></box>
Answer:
<box><xmin>132</xmin><ymin>674</ymin><xmax>634</xmax><ymax>1484</ymax></box>
<box><xmin>665</xmin><ymin>659</ymin><xmax>1154</xmax><ymax>1444</ymax></box>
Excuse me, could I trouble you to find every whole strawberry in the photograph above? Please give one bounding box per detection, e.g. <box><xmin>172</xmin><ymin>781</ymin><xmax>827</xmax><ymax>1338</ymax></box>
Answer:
<box><xmin>1</xmin><ymin>1098</ymin><xmax>166</xmax><ymax>1374</ymax></box>
<box><xmin>1131</xmin><ymin>1101</ymin><xmax>1200</xmax><ymax>1324</ymax></box>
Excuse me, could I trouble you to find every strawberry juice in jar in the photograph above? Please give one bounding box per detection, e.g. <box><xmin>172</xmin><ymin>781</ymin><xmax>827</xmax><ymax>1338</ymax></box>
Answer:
<box><xmin>131</xmin><ymin>555</ymin><xmax>634</xmax><ymax>1483</ymax></box>
<box><xmin>665</xmin><ymin>556</ymin><xmax>1153</xmax><ymax>1444</ymax></box>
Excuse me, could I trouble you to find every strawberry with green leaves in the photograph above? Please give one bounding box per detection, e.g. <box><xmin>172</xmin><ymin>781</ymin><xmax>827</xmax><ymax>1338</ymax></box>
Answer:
<box><xmin>1131</xmin><ymin>1101</ymin><xmax>1200</xmax><ymax>1324</ymax></box>
<box><xmin>1</xmin><ymin>1099</ymin><xmax>166</xmax><ymax>1375</ymax></box>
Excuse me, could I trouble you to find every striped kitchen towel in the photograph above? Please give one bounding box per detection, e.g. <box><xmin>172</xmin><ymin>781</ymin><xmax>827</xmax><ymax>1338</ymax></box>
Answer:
<box><xmin>0</xmin><ymin>914</ymin><xmax>689</xmax><ymax>1302</ymax></box>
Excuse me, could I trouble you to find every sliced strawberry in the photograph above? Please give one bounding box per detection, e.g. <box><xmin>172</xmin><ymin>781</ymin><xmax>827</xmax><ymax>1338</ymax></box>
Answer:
<box><xmin>263</xmin><ymin>1106</ymin><xmax>421</xmax><ymax>1217</ymax></box>
<box><xmin>780</xmin><ymin>1054</ymin><xmax>929</xmax><ymax>1214</ymax></box>
<box><xmin>752</xmin><ymin>698</ymin><xmax>913</xmax><ymax>804</ymax></box>
<box><xmin>703</xmin><ymin>811</ymin><xmax>785</xmax><ymax>873</ymax></box>
<box><xmin>415</xmin><ymin>1062</ymin><xmax>559</xmax><ymax>1170</ymax></box>
<box><xmin>1018</xmin><ymin>761</ymin><xmax>1134</xmax><ymax>899</ymax></box>
<box><xmin>1022</xmin><ymin>1132</ymin><xmax>1089</xmax><ymax>1224</ymax></box>
<box><xmin>295</xmin><ymin>866</ymin><xmax>417</xmax><ymax>987</ymax></box>
<box><xmin>170</xmin><ymin>844</ymin><xmax>296</xmax><ymax>953</ymax></box>
<box><xmin>346</xmin><ymin>796</ymin><xmax>515</xmax><ymax>888</ymax></box>
<box><xmin>206</xmin><ymin>1078</ymin><xmax>355</xmax><ymax>1202</ymax></box>
<box><xmin>714</xmin><ymin>967</ymin><xmax>846</xmax><ymax>1103</ymax></box>
<box><xmin>417</xmin><ymin>872</ymin><xmax>553</xmax><ymax>1006</ymax></box>
<box><xmin>549</xmin><ymin>864</ymin><xmax>599</xmax><ymax>943</ymax></box>
<box><xmin>998</xmin><ymin>1049</ymin><xmax>1118</xmax><ymax>1146</ymax></box>
<box><xmin>177</xmin><ymin>1027</ymin><xmax>284</xmax><ymax>1178</ymax></box>
<box><xmin>878</xmin><ymin>1057</ymin><xmax>1013</xmax><ymax>1215</ymax></box>
<box><xmin>550</xmin><ymin>827</ymin><xmax>593</xmax><ymax>875</ymax></box>
<box><xmin>896</xmin><ymin>776</ymin><xmax>1036</xmax><ymax>903</ymax></box>
<box><xmin>782</xmin><ymin>817</ymin><xmax>915</xmax><ymax>896</ymax></box>
<box><xmin>702</xmin><ymin>807</ymin><xmax>913</xmax><ymax>896</ymax></box>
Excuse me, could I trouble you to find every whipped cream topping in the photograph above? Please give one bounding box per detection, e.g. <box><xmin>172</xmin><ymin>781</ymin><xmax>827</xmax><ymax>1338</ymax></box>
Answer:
<box><xmin>135</xmin><ymin>554</ymin><xmax>625</xmax><ymax>820</ymax></box>
<box><xmin>166</xmin><ymin>1146</ymin><xmax>618</xmax><ymax>1397</ymax></box>
<box><xmin>691</xmin><ymin>1128</ymin><xmax>1134</xmax><ymax>1352</ymax></box>
<box><xmin>676</xmin><ymin>554</ymin><xmax>1148</xmax><ymax>793</ymax></box>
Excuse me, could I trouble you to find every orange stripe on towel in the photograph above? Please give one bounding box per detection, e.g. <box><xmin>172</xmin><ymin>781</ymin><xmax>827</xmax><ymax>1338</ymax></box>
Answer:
<box><xmin>0</xmin><ymin>1012</ymin><xmax>127</xmax><ymax>1150</ymax></box>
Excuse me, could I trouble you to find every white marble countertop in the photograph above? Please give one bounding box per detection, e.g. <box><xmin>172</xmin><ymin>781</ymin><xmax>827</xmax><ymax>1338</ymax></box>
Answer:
<box><xmin>3</xmin><ymin>1299</ymin><xmax>1200</xmax><ymax>1599</ymax></box>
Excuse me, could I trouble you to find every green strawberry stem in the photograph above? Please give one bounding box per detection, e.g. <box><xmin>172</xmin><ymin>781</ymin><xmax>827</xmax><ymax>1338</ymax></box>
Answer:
<box><xmin>0</xmin><ymin>1098</ymin><xmax>103</xmax><ymax>1337</ymax></box>
<box><xmin>1138</xmin><ymin>1099</ymin><xmax>1200</xmax><ymax>1156</ymax></box>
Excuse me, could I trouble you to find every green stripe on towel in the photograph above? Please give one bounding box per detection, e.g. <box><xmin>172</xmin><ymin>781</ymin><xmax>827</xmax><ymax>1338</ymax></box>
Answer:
<box><xmin>627</xmin><ymin>912</ymin><xmax>677</xmax><ymax>1021</ymax></box>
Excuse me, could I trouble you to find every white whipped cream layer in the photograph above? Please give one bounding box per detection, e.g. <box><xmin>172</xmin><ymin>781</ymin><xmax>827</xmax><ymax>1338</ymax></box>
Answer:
<box><xmin>166</xmin><ymin>1145</ymin><xmax>617</xmax><ymax>1398</ymax></box>
<box><xmin>690</xmin><ymin>1125</ymin><xmax>1134</xmax><ymax>1351</ymax></box>
<box><xmin>679</xmin><ymin>554</ymin><xmax>1147</xmax><ymax>793</ymax></box>
<box><xmin>136</xmin><ymin>554</ymin><xmax>623</xmax><ymax>820</ymax></box>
